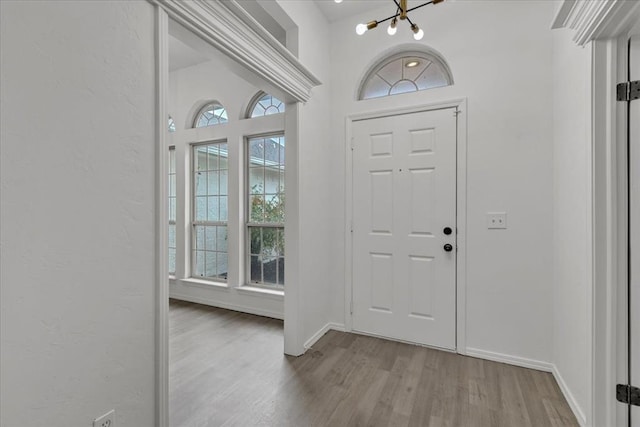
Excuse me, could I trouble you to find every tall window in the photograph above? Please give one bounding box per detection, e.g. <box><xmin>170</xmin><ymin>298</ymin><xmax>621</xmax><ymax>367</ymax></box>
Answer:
<box><xmin>192</xmin><ymin>142</ymin><xmax>229</xmax><ymax>281</ymax></box>
<box><xmin>169</xmin><ymin>147</ymin><xmax>177</xmax><ymax>275</ymax></box>
<box><xmin>194</xmin><ymin>102</ymin><xmax>228</xmax><ymax>128</ymax></box>
<box><xmin>247</xmin><ymin>135</ymin><xmax>285</xmax><ymax>286</ymax></box>
<box><xmin>247</xmin><ymin>93</ymin><xmax>285</xmax><ymax>118</ymax></box>
<box><xmin>168</xmin><ymin>115</ymin><xmax>176</xmax><ymax>133</ymax></box>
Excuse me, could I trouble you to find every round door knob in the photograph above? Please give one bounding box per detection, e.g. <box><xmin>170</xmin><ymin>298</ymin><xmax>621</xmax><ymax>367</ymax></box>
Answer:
<box><xmin>444</xmin><ymin>244</ymin><xmax>453</xmax><ymax>252</ymax></box>
<box><xmin>443</xmin><ymin>227</ymin><xmax>452</xmax><ymax>235</ymax></box>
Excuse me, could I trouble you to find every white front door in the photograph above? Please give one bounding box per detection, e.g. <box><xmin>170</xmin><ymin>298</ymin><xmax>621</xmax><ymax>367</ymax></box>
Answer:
<box><xmin>351</xmin><ymin>107</ymin><xmax>457</xmax><ymax>350</ymax></box>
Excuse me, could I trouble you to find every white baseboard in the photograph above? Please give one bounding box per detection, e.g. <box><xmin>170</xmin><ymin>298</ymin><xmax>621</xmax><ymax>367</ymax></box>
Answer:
<box><xmin>170</xmin><ymin>292</ymin><xmax>284</xmax><ymax>320</ymax></box>
<box><xmin>465</xmin><ymin>347</ymin><xmax>554</xmax><ymax>372</ymax></box>
<box><xmin>551</xmin><ymin>365</ymin><xmax>587</xmax><ymax>426</ymax></box>
<box><xmin>303</xmin><ymin>322</ymin><xmax>346</xmax><ymax>350</ymax></box>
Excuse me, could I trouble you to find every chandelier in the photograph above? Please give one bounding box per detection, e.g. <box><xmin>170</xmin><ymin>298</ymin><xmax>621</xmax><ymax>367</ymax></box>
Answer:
<box><xmin>337</xmin><ymin>0</ymin><xmax>445</xmax><ymax>41</ymax></box>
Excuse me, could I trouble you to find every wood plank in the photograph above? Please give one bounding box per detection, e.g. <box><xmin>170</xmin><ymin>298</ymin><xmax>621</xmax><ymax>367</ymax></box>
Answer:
<box><xmin>169</xmin><ymin>300</ymin><xmax>579</xmax><ymax>427</ymax></box>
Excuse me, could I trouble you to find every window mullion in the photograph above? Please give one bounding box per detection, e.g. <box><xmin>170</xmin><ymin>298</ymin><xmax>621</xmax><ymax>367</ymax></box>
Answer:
<box><xmin>174</xmin><ymin>136</ymin><xmax>188</xmax><ymax>281</ymax></box>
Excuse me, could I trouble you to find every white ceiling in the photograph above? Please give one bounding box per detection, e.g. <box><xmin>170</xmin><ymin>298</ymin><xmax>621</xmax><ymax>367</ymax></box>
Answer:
<box><xmin>314</xmin><ymin>0</ymin><xmax>434</xmax><ymax>23</ymax></box>
<box><xmin>314</xmin><ymin>0</ymin><xmax>385</xmax><ymax>23</ymax></box>
<box><xmin>168</xmin><ymin>35</ymin><xmax>209</xmax><ymax>72</ymax></box>
<box><xmin>168</xmin><ymin>1</ymin><xmax>438</xmax><ymax>72</ymax></box>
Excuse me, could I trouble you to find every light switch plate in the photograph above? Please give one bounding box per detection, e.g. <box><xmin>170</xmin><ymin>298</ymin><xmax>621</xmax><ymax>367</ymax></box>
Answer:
<box><xmin>487</xmin><ymin>212</ymin><xmax>507</xmax><ymax>229</ymax></box>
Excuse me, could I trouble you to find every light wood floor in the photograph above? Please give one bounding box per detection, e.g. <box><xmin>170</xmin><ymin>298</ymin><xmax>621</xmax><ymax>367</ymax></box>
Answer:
<box><xmin>169</xmin><ymin>300</ymin><xmax>578</xmax><ymax>427</ymax></box>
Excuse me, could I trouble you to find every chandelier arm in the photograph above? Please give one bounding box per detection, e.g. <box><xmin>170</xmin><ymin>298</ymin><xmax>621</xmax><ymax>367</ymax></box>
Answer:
<box><xmin>405</xmin><ymin>15</ymin><xmax>415</xmax><ymax>27</ymax></box>
<box><xmin>376</xmin><ymin>13</ymin><xmax>400</xmax><ymax>25</ymax></box>
<box><xmin>406</xmin><ymin>1</ymin><xmax>437</xmax><ymax>14</ymax></box>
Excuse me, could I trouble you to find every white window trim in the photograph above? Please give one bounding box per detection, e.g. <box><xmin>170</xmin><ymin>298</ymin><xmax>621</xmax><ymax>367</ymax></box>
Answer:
<box><xmin>244</xmin><ymin>132</ymin><xmax>286</xmax><ymax>289</ymax></box>
<box><xmin>357</xmin><ymin>47</ymin><xmax>454</xmax><ymax>101</ymax></box>
<box><xmin>190</xmin><ymin>140</ymin><xmax>229</xmax><ymax>284</ymax></box>
<box><xmin>169</xmin><ymin>111</ymin><xmax>285</xmax><ymax>291</ymax></box>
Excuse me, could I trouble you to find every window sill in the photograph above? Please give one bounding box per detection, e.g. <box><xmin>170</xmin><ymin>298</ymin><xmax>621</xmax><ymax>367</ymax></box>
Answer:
<box><xmin>235</xmin><ymin>285</ymin><xmax>284</xmax><ymax>301</ymax></box>
<box><xmin>180</xmin><ymin>278</ymin><xmax>229</xmax><ymax>290</ymax></box>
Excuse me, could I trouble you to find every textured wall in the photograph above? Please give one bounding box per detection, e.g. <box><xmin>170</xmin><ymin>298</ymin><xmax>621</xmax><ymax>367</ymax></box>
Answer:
<box><xmin>0</xmin><ymin>1</ymin><xmax>157</xmax><ymax>426</ymax></box>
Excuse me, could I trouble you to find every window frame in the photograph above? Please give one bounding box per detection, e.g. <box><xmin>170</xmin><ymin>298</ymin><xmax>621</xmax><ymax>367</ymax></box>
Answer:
<box><xmin>357</xmin><ymin>50</ymin><xmax>454</xmax><ymax>100</ymax></box>
<box><xmin>245</xmin><ymin>132</ymin><xmax>285</xmax><ymax>289</ymax></box>
<box><xmin>193</xmin><ymin>101</ymin><xmax>229</xmax><ymax>128</ymax></box>
<box><xmin>190</xmin><ymin>139</ymin><xmax>230</xmax><ymax>283</ymax></box>
<box><xmin>168</xmin><ymin>145</ymin><xmax>177</xmax><ymax>277</ymax></box>
<box><xmin>245</xmin><ymin>91</ymin><xmax>285</xmax><ymax>119</ymax></box>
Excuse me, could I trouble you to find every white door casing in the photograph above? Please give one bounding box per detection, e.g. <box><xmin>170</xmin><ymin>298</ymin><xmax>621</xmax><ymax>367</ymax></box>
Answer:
<box><xmin>351</xmin><ymin>107</ymin><xmax>457</xmax><ymax>350</ymax></box>
<box><xmin>629</xmin><ymin>34</ymin><xmax>640</xmax><ymax>427</ymax></box>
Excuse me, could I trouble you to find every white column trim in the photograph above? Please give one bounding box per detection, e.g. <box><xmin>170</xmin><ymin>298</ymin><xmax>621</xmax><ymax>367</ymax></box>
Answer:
<box><xmin>150</xmin><ymin>0</ymin><xmax>321</xmax><ymax>102</ymax></box>
<box><xmin>154</xmin><ymin>6</ymin><xmax>170</xmax><ymax>427</ymax></box>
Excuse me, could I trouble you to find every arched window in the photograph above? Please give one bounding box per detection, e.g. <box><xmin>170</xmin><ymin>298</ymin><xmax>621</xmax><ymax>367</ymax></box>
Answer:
<box><xmin>193</xmin><ymin>102</ymin><xmax>228</xmax><ymax>128</ymax></box>
<box><xmin>247</xmin><ymin>92</ymin><xmax>285</xmax><ymax>118</ymax></box>
<box><xmin>359</xmin><ymin>50</ymin><xmax>453</xmax><ymax>100</ymax></box>
<box><xmin>168</xmin><ymin>115</ymin><xmax>176</xmax><ymax>133</ymax></box>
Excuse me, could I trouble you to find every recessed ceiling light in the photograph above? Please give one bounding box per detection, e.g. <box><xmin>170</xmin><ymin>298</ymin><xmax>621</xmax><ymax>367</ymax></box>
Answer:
<box><xmin>405</xmin><ymin>60</ymin><xmax>420</xmax><ymax>68</ymax></box>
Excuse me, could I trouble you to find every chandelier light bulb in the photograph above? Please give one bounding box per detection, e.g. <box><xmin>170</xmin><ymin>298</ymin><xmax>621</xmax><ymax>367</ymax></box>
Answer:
<box><xmin>387</xmin><ymin>18</ymin><xmax>397</xmax><ymax>35</ymax></box>
<box><xmin>356</xmin><ymin>23</ymin><xmax>367</xmax><ymax>35</ymax></box>
<box><xmin>412</xmin><ymin>24</ymin><xmax>424</xmax><ymax>41</ymax></box>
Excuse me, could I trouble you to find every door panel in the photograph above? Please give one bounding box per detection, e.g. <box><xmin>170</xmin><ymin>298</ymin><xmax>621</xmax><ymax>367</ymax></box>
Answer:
<box><xmin>351</xmin><ymin>108</ymin><xmax>457</xmax><ymax>350</ymax></box>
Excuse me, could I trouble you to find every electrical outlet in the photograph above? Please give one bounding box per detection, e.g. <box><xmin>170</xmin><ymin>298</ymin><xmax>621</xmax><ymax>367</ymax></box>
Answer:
<box><xmin>94</xmin><ymin>410</ymin><xmax>115</xmax><ymax>427</ymax></box>
<box><xmin>486</xmin><ymin>212</ymin><xmax>507</xmax><ymax>229</ymax></box>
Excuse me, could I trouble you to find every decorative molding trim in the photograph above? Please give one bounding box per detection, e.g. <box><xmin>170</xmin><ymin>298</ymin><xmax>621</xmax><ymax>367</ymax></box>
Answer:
<box><xmin>170</xmin><ymin>292</ymin><xmax>284</xmax><ymax>320</ymax></box>
<box><xmin>150</xmin><ymin>0</ymin><xmax>321</xmax><ymax>102</ymax></box>
<box><xmin>552</xmin><ymin>365</ymin><xmax>588</xmax><ymax>426</ymax></box>
<box><xmin>303</xmin><ymin>323</ymin><xmax>346</xmax><ymax>350</ymax></box>
<box><xmin>552</xmin><ymin>0</ymin><xmax>640</xmax><ymax>46</ymax></box>
<box><xmin>465</xmin><ymin>348</ymin><xmax>554</xmax><ymax>372</ymax></box>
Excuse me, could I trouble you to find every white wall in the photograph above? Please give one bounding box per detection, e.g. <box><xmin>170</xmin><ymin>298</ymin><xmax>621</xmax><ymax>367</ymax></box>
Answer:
<box><xmin>0</xmin><ymin>2</ymin><xmax>157</xmax><ymax>426</ymax></box>
<box><xmin>552</xmin><ymin>28</ymin><xmax>593</xmax><ymax>426</ymax></box>
<box><xmin>329</xmin><ymin>0</ymin><xmax>556</xmax><ymax>364</ymax></box>
<box><xmin>274</xmin><ymin>1</ymin><xmax>337</xmax><ymax>352</ymax></box>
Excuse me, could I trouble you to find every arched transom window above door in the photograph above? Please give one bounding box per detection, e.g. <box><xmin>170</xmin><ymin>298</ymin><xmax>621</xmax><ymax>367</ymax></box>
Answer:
<box><xmin>359</xmin><ymin>50</ymin><xmax>453</xmax><ymax>100</ymax></box>
<box><xmin>193</xmin><ymin>102</ymin><xmax>228</xmax><ymax>128</ymax></box>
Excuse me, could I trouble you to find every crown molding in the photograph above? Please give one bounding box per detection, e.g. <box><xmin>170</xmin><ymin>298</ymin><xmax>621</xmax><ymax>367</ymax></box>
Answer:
<box><xmin>552</xmin><ymin>0</ymin><xmax>640</xmax><ymax>45</ymax></box>
<box><xmin>150</xmin><ymin>0</ymin><xmax>321</xmax><ymax>103</ymax></box>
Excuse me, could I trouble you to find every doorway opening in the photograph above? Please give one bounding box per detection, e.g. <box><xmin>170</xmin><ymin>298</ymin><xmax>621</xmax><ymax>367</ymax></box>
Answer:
<box><xmin>153</xmin><ymin>1</ymin><xmax>321</xmax><ymax>423</ymax></box>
